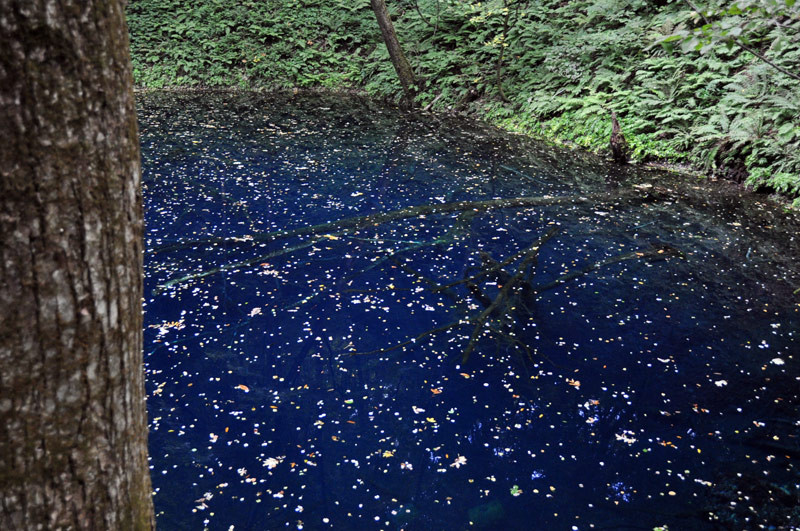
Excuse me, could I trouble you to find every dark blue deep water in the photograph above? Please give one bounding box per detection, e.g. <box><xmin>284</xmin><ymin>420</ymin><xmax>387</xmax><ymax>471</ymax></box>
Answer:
<box><xmin>138</xmin><ymin>93</ymin><xmax>800</xmax><ymax>530</ymax></box>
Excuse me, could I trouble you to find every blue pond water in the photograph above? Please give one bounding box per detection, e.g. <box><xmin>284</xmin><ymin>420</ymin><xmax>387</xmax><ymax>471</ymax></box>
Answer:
<box><xmin>138</xmin><ymin>93</ymin><xmax>799</xmax><ymax>530</ymax></box>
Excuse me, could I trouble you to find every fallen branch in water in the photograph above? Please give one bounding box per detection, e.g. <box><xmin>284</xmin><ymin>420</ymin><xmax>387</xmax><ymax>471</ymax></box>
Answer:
<box><xmin>151</xmin><ymin>188</ymin><xmax>662</xmax><ymax>254</ymax></box>
<box><xmin>531</xmin><ymin>243</ymin><xmax>683</xmax><ymax>294</ymax></box>
<box><xmin>461</xmin><ymin>226</ymin><xmax>560</xmax><ymax>363</ymax></box>
<box><xmin>391</xmin><ymin>257</ymin><xmax>460</xmax><ymax>302</ymax></box>
<box><xmin>284</xmin><ymin>209</ymin><xmax>476</xmax><ymax>309</ymax></box>
<box><xmin>153</xmin><ymin>237</ymin><xmax>330</xmax><ymax>294</ymax></box>
<box><xmin>351</xmin><ymin>321</ymin><xmax>466</xmax><ymax>357</ymax></box>
<box><xmin>352</xmin><ymin>238</ymin><xmax>682</xmax><ymax>361</ymax></box>
<box><xmin>153</xmin><ymin>185</ymin><xmax>677</xmax><ymax>365</ymax></box>
<box><xmin>154</xmin><ymin>188</ymin><xmax>663</xmax><ymax>292</ymax></box>
<box><xmin>433</xmin><ymin>223</ymin><xmax>560</xmax><ymax>293</ymax></box>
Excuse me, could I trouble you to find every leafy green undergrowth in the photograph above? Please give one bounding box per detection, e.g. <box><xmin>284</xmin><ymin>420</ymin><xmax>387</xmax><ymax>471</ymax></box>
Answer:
<box><xmin>127</xmin><ymin>0</ymin><xmax>376</xmax><ymax>89</ymax></box>
<box><xmin>127</xmin><ymin>0</ymin><xmax>800</xmax><ymax>207</ymax></box>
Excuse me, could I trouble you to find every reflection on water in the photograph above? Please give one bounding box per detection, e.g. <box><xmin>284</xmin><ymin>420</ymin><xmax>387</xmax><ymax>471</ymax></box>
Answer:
<box><xmin>139</xmin><ymin>92</ymin><xmax>799</xmax><ymax>530</ymax></box>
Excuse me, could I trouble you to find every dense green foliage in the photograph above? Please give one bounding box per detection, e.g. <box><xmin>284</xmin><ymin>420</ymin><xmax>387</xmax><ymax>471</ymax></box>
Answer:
<box><xmin>127</xmin><ymin>0</ymin><xmax>800</xmax><ymax>204</ymax></box>
<box><xmin>127</xmin><ymin>0</ymin><xmax>373</xmax><ymax>88</ymax></box>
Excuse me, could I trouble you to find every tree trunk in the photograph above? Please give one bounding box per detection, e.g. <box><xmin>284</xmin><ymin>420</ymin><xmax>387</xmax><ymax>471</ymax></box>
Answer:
<box><xmin>0</xmin><ymin>1</ymin><xmax>154</xmax><ymax>529</ymax></box>
<box><xmin>371</xmin><ymin>0</ymin><xmax>417</xmax><ymax>107</ymax></box>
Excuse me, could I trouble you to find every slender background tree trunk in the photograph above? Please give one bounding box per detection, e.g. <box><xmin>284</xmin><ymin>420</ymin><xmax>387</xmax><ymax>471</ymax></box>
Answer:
<box><xmin>371</xmin><ymin>0</ymin><xmax>417</xmax><ymax>107</ymax></box>
<box><xmin>0</xmin><ymin>1</ymin><xmax>154</xmax><ymax>528</ymax></box>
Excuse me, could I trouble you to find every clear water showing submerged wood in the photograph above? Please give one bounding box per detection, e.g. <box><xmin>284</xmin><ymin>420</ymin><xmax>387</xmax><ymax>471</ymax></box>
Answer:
<box><xmin>138</xmin><ymin>93</ymin><xmax>799</xmax><ymax>530</ymax></box>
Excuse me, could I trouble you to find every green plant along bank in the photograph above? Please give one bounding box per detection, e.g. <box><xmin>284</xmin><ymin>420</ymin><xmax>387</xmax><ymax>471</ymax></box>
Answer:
<box><xmin>127</xmin><ymin>0</ymin><xmax>800</xmax><ymax>206</ymax></box>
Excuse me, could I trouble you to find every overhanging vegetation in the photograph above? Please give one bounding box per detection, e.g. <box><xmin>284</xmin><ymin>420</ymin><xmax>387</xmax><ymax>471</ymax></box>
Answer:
<box><xmin>127</xmin><ymin>0</ymin><xmax>800</xmax><ymax>205</ymax></box>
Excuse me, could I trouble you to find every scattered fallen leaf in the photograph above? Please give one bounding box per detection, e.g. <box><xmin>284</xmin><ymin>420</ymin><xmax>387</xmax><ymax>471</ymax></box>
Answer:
<box><xmin>450</xmin><ymin>455</ymin><xmax>467</xmax><ymax>468</ymax></box>
<box><xmin>263</xmin><ymin>456</ymin><xmax>283</xmax><ymax>469</ymax></box>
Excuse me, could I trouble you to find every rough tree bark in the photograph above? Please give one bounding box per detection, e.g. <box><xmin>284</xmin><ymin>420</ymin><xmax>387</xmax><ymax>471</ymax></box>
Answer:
<box><xmin>610</xmin><ymin>111</ymin><xmax>629</xmax><ymax>164</ymax></box>
<box><xmin>0</xmin><ymin>1</ymin><xmax>154</xmax><ymax>529</ymax></box>
<box><xmin>371</xmin><ymin>0</ymin><xmax>418</xmax><ymax>107</ymax></box>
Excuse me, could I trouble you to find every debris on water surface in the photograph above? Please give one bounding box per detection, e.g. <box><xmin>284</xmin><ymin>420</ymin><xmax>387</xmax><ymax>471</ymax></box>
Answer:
<box><xmin>139</xmin><ymin>93</ymin><xmax>800</xmax><ymax>531</ymax></box>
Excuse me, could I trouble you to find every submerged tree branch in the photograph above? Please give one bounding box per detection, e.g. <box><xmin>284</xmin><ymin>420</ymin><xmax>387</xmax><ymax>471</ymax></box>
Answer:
<box><xmin>460</xmin><ymin>226</ymin><xmax>559</xmax><ymax>363</ymax></box>
<box><xmin>153</xmin><ymin>188</ymin><xmax>661</xmax><ymax>254</ymax></box>
<box><xmin>351</xmin><ymin>321</ymin><xmax>465</xmax><ymax>356</ymax></box>
<box><xmin>155</xmin><ymin>189</ymin><xmax>662</xmax><ymax>293</ymax></box>
<box><xmin>153</xmin><ymin>237</ymin><xmax>328</xmax><ymax>294</ymax></box>
<box><xmin>434</xmin><ymin>224</ymin><xmax>560</xmax><ymax>293</ymax></box>
<box><xmin>531</xmin><ymin>242</ymin><xmax>683</xmax><ymax>294</ymax></box>
<box><xmin>355</xmin><ymin>238</ymin><xmax>683</xmax><ymax>362</ymax></box>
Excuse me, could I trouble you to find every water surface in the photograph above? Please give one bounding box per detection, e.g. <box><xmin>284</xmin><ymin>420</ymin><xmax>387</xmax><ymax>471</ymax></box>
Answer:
<box><xmin>139</xmin><ymin>92</ymin><xmax>799</xmax><ymax>530</ymax></box>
